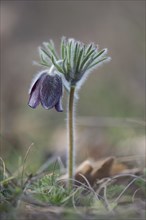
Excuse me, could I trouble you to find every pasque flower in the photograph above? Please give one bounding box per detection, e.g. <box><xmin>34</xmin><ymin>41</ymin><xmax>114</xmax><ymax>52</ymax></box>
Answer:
<box><xmin>28</xmin><ymin>37</ymin><xmax>110</xmax><ymax>189</ymax></box>
<box><xmin>29</xmin><ymin>37</ymin><xmax>110</xmax><ymax>112</ymax></box>
<box><xmin>28</xmin><ymin>71</ymin><xmax>63</xmax><ymax>112</ymax></box>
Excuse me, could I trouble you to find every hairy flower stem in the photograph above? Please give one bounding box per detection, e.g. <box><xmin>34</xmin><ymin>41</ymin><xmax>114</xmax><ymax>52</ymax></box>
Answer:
<box><xmin>68</xmin><ymin>86</ymin><xmax>76</xmax><ymax>189</ymax></box>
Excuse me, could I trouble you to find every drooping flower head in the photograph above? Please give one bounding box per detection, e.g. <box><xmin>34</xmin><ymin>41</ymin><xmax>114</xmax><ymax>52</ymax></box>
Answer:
<box><xmin>28</xmin><ymin>71</ymin><xmax>63</xmax><ymax>112</ymax></box>
<box><xmin>28</xmin><ymin>37</ymin><xmax>111</xmax><ymax>111</ymax></box>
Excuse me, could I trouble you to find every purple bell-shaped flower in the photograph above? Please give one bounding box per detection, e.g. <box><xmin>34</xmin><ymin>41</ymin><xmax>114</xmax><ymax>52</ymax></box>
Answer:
<box><xmin>28</xmin><ymin>72</ymin><xmax>63</xmax><ymax>112</ymax></box>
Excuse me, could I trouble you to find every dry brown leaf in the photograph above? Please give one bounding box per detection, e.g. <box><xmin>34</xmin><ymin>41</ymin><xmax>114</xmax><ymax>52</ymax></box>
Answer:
<box><xmin>75</xmin><ymin>160</ymin><xmax>93</xmax><ymax>185</ymax></box>
<box><xmin>58</xmin><ymin>156</ymin><xmax>141</xmax><ymax>188</ymax></box>
<box><xmin>89</xmin><ymin>157</ymin><xmax>115</xmax><ymax>185</ymax></box>
<box><xmin>110</xmin><ymin>161</ymin><xmax>128</xmax><ymax>176</ymax></box>
<box><xmin>74</xmin><ymin>157</ymin><xmax>114</xmax><ymax>186</ymax></box>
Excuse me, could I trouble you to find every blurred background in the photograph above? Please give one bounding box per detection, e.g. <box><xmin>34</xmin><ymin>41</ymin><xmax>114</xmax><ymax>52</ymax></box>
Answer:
<box><xmin>1</xmin><ymin>1</ymin><xmax>145</xmax><ymax>172</ymax></box>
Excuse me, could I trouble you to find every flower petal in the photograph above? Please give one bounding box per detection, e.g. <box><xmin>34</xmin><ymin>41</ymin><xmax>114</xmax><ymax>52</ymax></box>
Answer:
<box><xmin>40</xmin><ymin>74</ymin><xmax>63</xmax><ymax>110</ymax></box>
<box><xmin>28</xmin><ymin>79</ymin><xmax>40</xmax><ymax>108</ymax></box>
<box><xmin>55</xmin><ymin>98</ymin><xmax>63</xmax><ymax>112</ymax></box>
<box><xmin>28</xmin><ymin>72</ymin><xmax>47</xmax><ymax>108</ymax></box>
<box><xmin>29</xmin><ymin>71</ymin><xmax>47</xmax><ymax>94</ymax></box>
